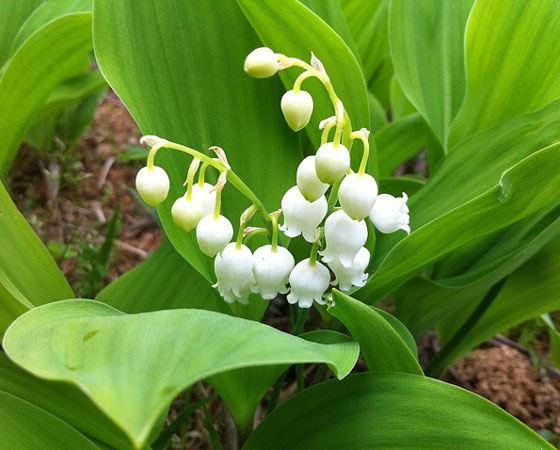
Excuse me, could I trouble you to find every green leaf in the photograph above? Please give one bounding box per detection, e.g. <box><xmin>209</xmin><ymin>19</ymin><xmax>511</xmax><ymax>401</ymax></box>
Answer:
<box><xmin>3</xmin><ymin>299</ymin><xmax>359</xmax><ymax>448</ymax></box>
<box><xmin>376</xmin><ymin>112</ymin><xmax>425</xmax><ymax>176</ymax></box>
<box><xmin>389</xmin><ymin>0</ymin><xmax>474</xmax><ymax>146</ymax></box>
<box><xmin>542</xmin><ymin>314</ymin><xmax>560</xmax><ymax>370</ymax></box>
<box><xmin>243</xmin><ymin>372</ymin><xmax>552</xmax><ymax>450</ymax></box>
<box><xmin>434</xmin><ymin>236</ymin><xmax>560</xmax><ymax>372</ymax></box>
<box><xmin>368</xmin><ymin>91</ymin><xmax>388</xmax><ymax>132</ymax></box>
<box><xmin>378</xmin><ymin>175</ymin><xmax>426</xmax><ymax>198</ymax></box>
<box><xmin>93</xmin><ymin>0</ymin><xmax>301</xmax><ymax>282</ymax></box>
<box><xmin>0</xmin><ymin>182</ymin><xmax>73</xmax><ymax>336</ymax></box>
<box><xmin>0</xmin><ymin>9</ymin><xmax>93</xmax><ymax>174</ymax></box>
<box><xmin>0</xmin><ymin>391</ymin><xmax>101</xmax><ymax>450</ymax></box>
<box><xmin>328</xmin><ymin>290</ymin><xmax>422</xmax><ymax>374</ymax></box>
<box><xmin>0</xmin><ymin>0</ymin><xmax>42</xmax><ymax>68</ymax></box>
<box><xmin>0</xmin><ymin>352</ymin><xmax>134</xmax><ymax>449</ymax></box>
<box><xmin>396</xmin><ymin>204</ymin><xmax>560</xmax><ymax>337</ymax></box>
<box><xmin>449</xmin><ymin>0</ymin><xmax>560</xmax><ymax>147</ymax></box>
<box><xmin>237</xmin><ymin>0</ymin><xmax>370</xmax><ymax>153</ymax></box>
<box><xmin>389</xmin><ymin>76</ymin><xmax>417</xmax><ymax>120</ymax></box>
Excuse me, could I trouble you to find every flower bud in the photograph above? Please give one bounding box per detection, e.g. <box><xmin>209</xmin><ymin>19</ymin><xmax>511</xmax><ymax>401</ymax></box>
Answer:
<box><xmin>315</xmin><ymin>142</ymin><xmax>350</xmax><ymax>184</ymax></box>
<box><xmin>327</xmin><ymin>247</ymin><xmax>370</xmax><ymax>291</ymax></box>
<box><xmin>338</xmin><ymin>173</ymin><xmax>378</xmax><ymax>220</ymax></box>
<box><xmin>369</xmin><ymin>192</ymin><xmax>410</xmax><ymax>234</ymax></box>
<box><xmin>171</xmin><ymin>196</ymin><xmax>203</xmax><ymax>232</ymax></box>
<box><xmin>296</xmin><ymin>156</ymin><xmax>328</xmax><ymax>202</ymax></box>
<box><xmin>191</xmin><ymin>183</ymin><xmax>217</xmax><ymax>217</ymax></box>
<box><xmin>281</xmin><ymin>90</ymin><xmax>313</xmax><ymax>131</ymax></box>
<box><xmin>279</xmin><ymin>186</ymin><xmax>327</xmax><ymax>242</ymax></box>
<box><xmin>252</xmin><ymin>245</ymin><xmax>295</xmax><ymax>299</ymax></box>
<box><xmin>244</xmin><ymin>47</ymin><xmax>278</xmax><ymax>78</ymax></box>
<box><xmin>287</xmin><ymin>258</ymin><xmax>330</xmax><ymax>308</ymax></box>
<box><xmin>214</xmin><ymin>243</ymin><xmax>254</xmax><ymax>304</ymax></box>
<box><xmin>196</xmin><ymin>214</ymin><xmax>233</xmax><ymax>256</ymax></box>
<box><xmin>135</xmin><ymin>166</ymin><xmax>170</xmax><ymax>207</ymax></box>
<box><xmin>320</xmin><ymin>210</ymin><xmax>367</xmax><ymax>268</ymax></box>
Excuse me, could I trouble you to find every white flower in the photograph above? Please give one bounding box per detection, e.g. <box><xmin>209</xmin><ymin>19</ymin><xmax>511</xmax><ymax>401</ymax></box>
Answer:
<box><xmin>338</xmin><ymin>173</ymin><xmax>378</xmax><ymax>220</ymax></box>
<box><xmin>214</xmin><ymin>243</ymin><xmax>254</xmax><ymax>304</ymax></box>
<box><xmin>196</xmin><ymin>214</ymin><xmax>234</xmax><ymax>256</ymax></box>
<box><xmin>320</xmin><ymin>210</ymin><xmax>367</xmax><ymax>268</ymax></box>
<box><xmin>328</xmin><ymin>247</ymin><xmax>370</xmax><ymax>291</ymax></box>
<box><xmin>369</xmin><ymin>192</ymin><xmax>410</xmax><ymax>234</ymax></box>
<box><xmin>315</xmin><ymin>142</ymin><xmax>350</xmax><ymax>184</ymax></box>
<box><xmin>191</xmin><ymin>183</ymin><xmax>217</xmax><ymax>217</ymax></box>
<box><xmin>296</xmin><ymin>156</ymin><xmax>329</xmax><ymax>202</ymax></box>
<box><xmin>244</xmin><ymin>47</ymin><xmax>279</xmax><ymax>78</ymax></box>
<box><xmin>135</xmin><ymin>166</ymin><xmax>170</xmax><ymax>207</ymax></box>
<box><xmin>171</xmin><ymin>196</ymin><xmax>203</xmax><ymax>232</ymax></box>
<box><xmin>281</xmin><ymin>90</ymin><xmax>313</xmax><ymax>131</ymax></box>
<box><xmin>252</xmin><ymin>245</ymin><xmax>295</xmax><ymax>299</ymax></box>
<box><xmin>279</xmin><ymin>186</ymin><xmax>327</xmax><ymax>242</ymax></box>
<box><xmin>287</xmin><ymin>258</ymin><xmax>330</xmax><ymax>308</ymax></box>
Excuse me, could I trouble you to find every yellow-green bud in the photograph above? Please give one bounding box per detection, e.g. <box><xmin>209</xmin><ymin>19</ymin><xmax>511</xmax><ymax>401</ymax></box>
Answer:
<box><xmin>244</xmin><ymin>47</ymin><xmax>278</xmax><ymax>78</ymax></box>
<box><xmin>315</xmin><ymin>142</ymin><xmax>350</xmax><ymax>184</ymax></box>
<box><xmin>281</xmin><ymin>90</ymin><xmax>313</xmax><ymax>131</ymax></box>
<box><xmin>135</xmin><ymin>166</ymin><xmax>170</xmax><ymax>207</ymax></box>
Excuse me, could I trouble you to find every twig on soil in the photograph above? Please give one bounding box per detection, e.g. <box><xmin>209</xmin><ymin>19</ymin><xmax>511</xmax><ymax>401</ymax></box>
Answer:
<box><xmin>115</xmin><ymin>240</ymin><xmax>148</xmax><ymax>259</ymax></box>
<box><xmin>97</xmin><ymin>156</ymin><xmax>115</xmax><ymax>190</ymax></box>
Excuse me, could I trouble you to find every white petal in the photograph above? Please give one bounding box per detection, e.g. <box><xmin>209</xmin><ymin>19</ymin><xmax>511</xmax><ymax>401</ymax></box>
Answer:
<box><xmin>280</xmin><ymin>186</ymin><xmax>327</xmax><ymax>243</ymax></box>
<box><xmin>338</xmin><ymin>173</ymin><xmax>378</xmax><ymax>220</ymax></box>
<box><xmin>320</xmin><ymin>210</ymin><xmax>367</xmax><ymax>267</ymax></box>
<box><xmin>135</xmin><ymin>166</ymin><xmax>170</xmax><ymax>207</ymax></box>
<box><xmin>196</xmin><ymin>215</ymin><xmax>233</xmax><ymax>256</ymax></box>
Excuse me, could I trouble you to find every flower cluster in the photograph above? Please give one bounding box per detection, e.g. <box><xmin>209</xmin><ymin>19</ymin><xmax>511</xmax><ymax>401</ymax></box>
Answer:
<box><xmin>134</xmin><ymin>48</ymin><xmax>410</xmax><ymax>309</ymax></box>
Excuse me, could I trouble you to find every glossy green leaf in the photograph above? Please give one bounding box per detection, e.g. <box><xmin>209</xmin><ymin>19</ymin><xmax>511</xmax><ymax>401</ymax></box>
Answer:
<box><xmin>396</xmin><ymin>205</ymin><xmax>560</xmax><ymax>337</ymax></box>
<box><xmin>377</xmin><ymin>112</ymin><xmax>425</xmax><ymax>176</ymax></box>
<box><xmin>434</xmin><ymin>237</ymin><xmax>560</xmax><ymax>372</ymax></box>
<box><xmin>328</xmin><ymin>290</ymin><xmax>422</xmax><ymax>374</ymax></box>
<box><xmin>244</xmin><ymin>372</ymin><xmax>552</xmax><ymax>449</ymax></box>
<box><xmin>368</xmin><ymin>91</ymin><xmax>388</xmax><ymax>132</ymax></box>
<box><xmin>238</xmin><ymin>0</ymin><xmax>370</xmax><ymax>152</ymax></box>
<box><xmin>542</xmin><ymin>314</ymin><xmax>560</xmax><ymax>370</ymax></box>
<box><xmin>0</xmin><ymin>391</ymin><xmax>100</xmax><ymax>450</ymax></box>
<box><xmin>0</xmin><ymin>0</ymin><xmax>42</xmax><ymax>68</ymax></box>
<box><xmin>0</xmin><ymin>182</ymin><xmax>73</xmax><ymax>335</ymax></box>
<box><xmin>3</xmin><ymin>299</ymin><xmax>359</xmax><ymax>448</ymax></box>
<box><xmin>93</xmin><ymin>0</ymin><xmax>301</xmax><ymax>282</ymax></box>
<box><xmin>0</xmin><ymin>10</ymin><xmax>93</xmax><ymax>175</ymax></box>
<box><xmin>390</xmin><ymin>76</ymin><xmax>417</xmax><ymax>120</ymax></box>
<box><xmin>449</xmin><ymin>0</ymin><xmax>560</xmax><ymax>147</ymax></box>
<box><xmin>389</xmin><ymin>0</ymin><xmax>473</xmax><ymax>146</ymax></box>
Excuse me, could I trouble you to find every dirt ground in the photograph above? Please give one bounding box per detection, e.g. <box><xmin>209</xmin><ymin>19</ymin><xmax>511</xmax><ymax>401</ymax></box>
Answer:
<box><xmin>7</xmin><ymin>91</ymin><xmax>560</xmax><ymax>447</ymax></box>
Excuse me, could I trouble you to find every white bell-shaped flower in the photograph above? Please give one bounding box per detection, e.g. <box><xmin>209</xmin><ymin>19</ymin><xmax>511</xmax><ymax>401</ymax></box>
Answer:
<box><xmin>171</xmin><ymin>196</ymin><xmax>203</xmax><ymax>232</ymax></box>
<box><xmin>214</xmin><ymin>243</ymin><xmax>254</xmax><ymax>304</ymax></box>
<box><xmin>296</xmin><ymin>156</ymin><xmax>329</xmax><ymax>202</ymax></box>
<box><xmin>369</xmin><ymin>192</ymin><xmax>410</xmax><ymax>234</ymax></box>
<box><xmin>135</xmin><ymin>166</ymin><xmax>170</xmax><ymax>207</ymax></box>
<box><xmin>279</xmin><ymin>186</ymin><xmax>327</xmax><ymax>242</ymax></box>
<box><xmin>196</xmin><ymin>214</ymin><xmax>233</xmax><ymax>256</ymax></box>
<box><xmin>281</xmin><ymin>90</ymin><xmax>313</xmax><ymax>132</ymax></box>
<box><xmin>320</xmin><ymin>210</ymin><xmax>367</xmax><ymax>268</ymax></box>
<box><xmin>328</xmin><ymin>247</ymin><xmax>370</xmax><ymax>291</ymax></box>
<box><xmin>244</xmin><ymin>47</ymin><xmax>279</xmax><ymax>78</ymax></box>
<box><xmin>252</xmin><ymin>245</ymin><xmax>295</xmax><ymax>299</ymax></box>
<box><xmin>287</xmin><ymin>258</ymin><xmax>330</xmax><ymax>308</ymax></box>
<box><xmin>338</xmin><ymin>173</ymin><xmax>378</xmax><ymax>220</ymax></box>
<box><xmin>191</xmin><ymin>183</ymin><xmax>217</xmax><ymax>217</ymax></box>
<box><xmin>315</xmin><ymin>142</ymin><xmax>350</xmax><ymax>184</ymax></box>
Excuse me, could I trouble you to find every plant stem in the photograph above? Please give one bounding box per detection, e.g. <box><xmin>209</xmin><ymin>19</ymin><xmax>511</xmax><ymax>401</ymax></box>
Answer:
<box><xmin>426</xmin><ymin>278</ymin><xmax>507</xmax><ymax>378</ymax></box>
<box><xmin>351</xmin><ymin>130</ymin><xmax>370</xmax><ymax>176</ymax></box>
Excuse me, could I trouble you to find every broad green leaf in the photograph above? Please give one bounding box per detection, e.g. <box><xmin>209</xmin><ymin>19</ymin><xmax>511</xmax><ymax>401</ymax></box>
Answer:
<box><xmin>0</xmin><ymin>391</ymin><xmax>100</xmax><ymax>450</ymax></box>
<box><xmin>377</xmin><ymin>112</ymin><xmax>425</xmax><ymax>176</ymax></box>
<box><xmin>238</xmin><ymin>0</ymin><xmax>370</xmax><ymax>155</ymax></box>
<box><xmin>244</xmin><ymin>372</ymin><xmax>552</xmax><ymax>450</ymax></box>
<box><xmin>359</xmin><ymin>141</ymin><xmax>560</xmax><ymax>301</ymax></box>
<box><xmin>360</xmin><ymin>98</ymin><xmax>560</xmax><ymax>300</ymax></box>
<box><xmin>93</xmin><ymin>0</ymin><xmax>301</xmax><ymax>282</ymax></box>
<box><xmin>378</xmin><ymin>175</ymin><xmax>426</xmax><ymax>198</ymax></box>
<box><xmin>0</xmin><ymin>182</ymin><xmax>73</xmax><ymax>336</ymax></box>
<box><xmin>389</xmin><ymin>0</ymin><xmax>473</xmax><ymax>146</ymax></box>
<box><xmin>368</xmin><ymin>90</ymin><xmax>388</xmax><ymax>132</ymax></box>
<box><xmin>328</xmin><ymin>290</ymin><xmax>422</xmax><ymax>374</ymax></box>
<box><xmin>434</xmin><ymin>237</ymin><xmax>560</xmax><ymax>373</ymax></box>
<box><xmin>0</xmin><ymin>0</ymin><xmax>42</xmax><ymax>68</ymax></box>
<box><xmin>449</xmin><ymin>0</ymin><xmax>560</xmax><ymax>147</ymax></box>
<box><xmin>0</xmin><ymin>11</ymin><xmax>93</xmax><ymax>175</ymax></box>
<box><xmin>3</xmin><ymin>299</ymin><xmax>359</xmax><ymax>448</ymax></box>
<box><xmin>390</xmin><ymin>76</ymin><xmax>417</xmax><ymax>120</ymax></box>
<box><xmin>396</xmin><ymin>205</ymin><xmax>560</xmax><ymax>337</ymax></box>
<box><xmin>0</xmin><ymin>352</ymin><xmax>134</xmax><ymax>449</ymax></box>
<box><xmin>542</xmin><ymin>314</ymin><xmax>560</xmax><ymax>370</ymax></box>
<box><xmin>208</xmin><ymin>330</ymin><xmax>357</xmax><ymax>440</ymax></box>
<box><xmin>341</xmin><ymin>0</ymin><xmax>393</xmax><ymax>106</ymax></box>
